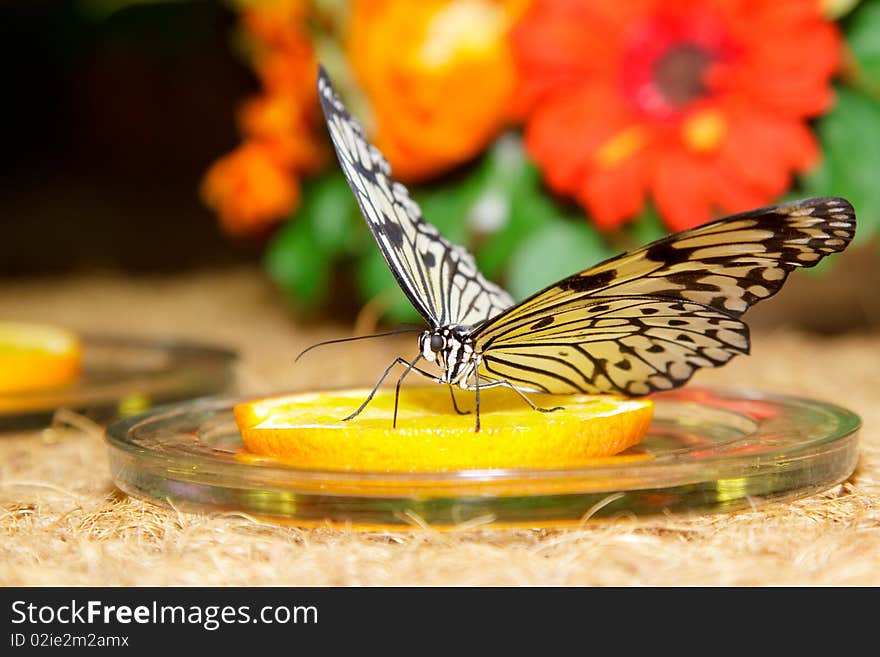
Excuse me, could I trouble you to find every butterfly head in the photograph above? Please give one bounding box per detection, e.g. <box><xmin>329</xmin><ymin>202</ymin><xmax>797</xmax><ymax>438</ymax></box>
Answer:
<box><xmin>419</xmin><ymin>326</ymin><xmax>477</xmax><ymax>386</ymax></box>
<box><xmin>419</xmin><ymin>329</ymin><xmax>445</xmax><ymax>365</ymax></box>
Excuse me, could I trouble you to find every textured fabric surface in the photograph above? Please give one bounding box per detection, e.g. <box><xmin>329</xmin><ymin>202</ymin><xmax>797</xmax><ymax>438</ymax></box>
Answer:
<box><xmin>1</xmin><ymin>269</ymin><xmax>878</xmax><ymax>585</ymax></box>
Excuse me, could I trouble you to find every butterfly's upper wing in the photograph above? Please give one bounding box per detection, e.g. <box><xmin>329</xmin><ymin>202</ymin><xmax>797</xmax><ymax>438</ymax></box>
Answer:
<box><xmin>317</xmin><ymin>67</ymin><xmax>514</xmax><ymax>328</ymax></box>
<box><xmin>472</xmin><ymin>197</ymin><xmax>855</xmax><ymax>395</ymax></box>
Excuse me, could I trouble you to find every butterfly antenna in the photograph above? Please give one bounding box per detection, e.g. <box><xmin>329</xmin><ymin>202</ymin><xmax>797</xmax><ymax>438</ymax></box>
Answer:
<box><xmin>294</xmin><ymin>328</ymin><xmax>423</xmax><ymax>363</ymax></box>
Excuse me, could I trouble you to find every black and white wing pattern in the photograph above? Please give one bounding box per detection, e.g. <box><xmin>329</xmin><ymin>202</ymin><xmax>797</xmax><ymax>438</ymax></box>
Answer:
<box><xmin>472</xmin><ymin>197</ymin><xmax>856</xmax><ymax>395</ymax></box>
<box><xmin>317</xmin><ymin>66</ymin><xmax>514</xmax><ymax>328</ymax></box>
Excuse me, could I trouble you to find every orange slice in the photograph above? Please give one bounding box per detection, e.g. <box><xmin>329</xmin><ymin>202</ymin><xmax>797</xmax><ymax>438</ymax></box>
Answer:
<box><xmin>234</xmin><ymin>387</ymin><xmax>653</xmax><ymax>472</ymax></box>
<box><xmin>0</xmin><ymin>322</ymin><xmax>83</xmax><ymax>394</ymax></box>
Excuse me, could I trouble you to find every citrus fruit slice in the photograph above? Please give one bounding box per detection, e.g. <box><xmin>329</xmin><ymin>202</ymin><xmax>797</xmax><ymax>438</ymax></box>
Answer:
<box><xmin>0</xmin><ymin>322</ymin><xmax>83</xmax><ymax>394</ymax></box>
<box><xmin>234</xmin><ymin>387</ymin><xmax>653</xmax><ymax>472</ymax></box>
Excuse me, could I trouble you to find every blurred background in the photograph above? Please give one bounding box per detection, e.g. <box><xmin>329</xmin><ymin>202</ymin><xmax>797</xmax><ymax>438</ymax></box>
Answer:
<box><xmin>2</xmin><ymin>0</ymin><xmax>259</xmax><ymax>273</ymax></box>
<box><xmin>2</xmin><ymin>0</ymin><xmax>879</xmax><ymax>332</ymax></box>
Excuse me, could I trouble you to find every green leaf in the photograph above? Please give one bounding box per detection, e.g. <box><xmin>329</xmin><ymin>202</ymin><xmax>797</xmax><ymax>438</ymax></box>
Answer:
<box><xmin>826</xmin><ymin>0</ymin><xmax>861</xmax><ymax>20</ymax></box>
<box><xmin>412</xmin><ymin>185</ymin><xmax>475</xmax><ymax>245</ymax></box>
<box><xmin>846</xmin><ymin>0</ymin><xmax>880</xmax><ymax>98</ymax></box>
<box><xmin>263</xmin><ymin>171</ymin><xmax>365</xmax><ymax>311</ymax></box>
<box><xmin>479</xmin><ymin>133</ymin><xmax>534</xmax><ymax>198</ymax></box>
<box><xmin>354</xmin><ymin>247</ymin><xmax>423</xmax><ymax>325</ymax></box>
<box><xmin>473</xmin><ymin>136</ymin><xmax>582</xmax><ymax>278</ymax></box>
<box><xmin>803</xmin><ymin>86</ymin><xmax>880</xmax><ymax>243</ymax></box>
<box><xmin>506</xmin><ymin>220</ymin><xmax>612</xmax><ymax>301</ymax></box>
<box><xmin>264</xmin><ymin>218</ymin><xmax>331</xmax><ymax>309</ymax></box>
<box><xmin>627</xmin><ymin>203</ymin><xmax>667</xmax><ymax>247</ymax></box>
<box><xmin>300</xmin><ymin>172</ymin><xmax>358</xmax><ymax>255</ymax></box>
<box><xmin>476</xmin><ymin>167</ymin><xmax>553</xmax><ymax>277</ymax></box>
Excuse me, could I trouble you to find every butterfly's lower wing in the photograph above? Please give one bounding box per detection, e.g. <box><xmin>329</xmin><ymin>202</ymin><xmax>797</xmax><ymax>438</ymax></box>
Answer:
<box><xmin>317</xmin><ymin>67</ymin><xmax>514</xmax><ymax>328</ymax></box>
<box><xmin>472</xmin><ymin>197</ymin><xmax>855</xmax><ymax>395</ymax></box>
<box><xmin>476</xmin><ymin>297</ymin><xmax>748</xmax><ymax>394</ymax></box>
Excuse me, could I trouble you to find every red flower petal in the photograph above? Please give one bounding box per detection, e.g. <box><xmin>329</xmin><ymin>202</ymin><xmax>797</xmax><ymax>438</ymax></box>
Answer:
<box><xmin>577</xmin><ymin>155</ymin><xmax>649</xmax><ymax>230</ymax></box>
<box><xmin>524</xmin><ymin>86</ymin><xmax>639</xmax><ymax>192</ymax></box>
<box><xmin>512</xmin><ymin>0</ymin><xmax>840</xmax><ymax>231</ymax></box>
<box><xmin>715</xmin><ymin>109</ymin><xmax>819</xmax><ymax>199</ymax></box>
<box><xmin>651</xmin><ymin>149</ymin><xmax>713</xmax><ymax>230</ymax></box>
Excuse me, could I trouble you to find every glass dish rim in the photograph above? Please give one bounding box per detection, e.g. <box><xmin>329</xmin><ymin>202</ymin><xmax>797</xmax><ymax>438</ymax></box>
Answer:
<box><xmin>0</xmin><ymin>334</ymin><xmax>237</xmax><ymax>431</ymax></box>
<box><xmin>104</xmin><ymin>386</ymin><xmax>862</xmax><ymax>486</ymax></box>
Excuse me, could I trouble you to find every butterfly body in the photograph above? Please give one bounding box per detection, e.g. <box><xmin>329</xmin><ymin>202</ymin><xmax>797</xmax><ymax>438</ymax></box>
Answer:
<box><xmin>316</xmin><ymin>66</ymin><xmax>856</xmax><ymax>431</ymax></box>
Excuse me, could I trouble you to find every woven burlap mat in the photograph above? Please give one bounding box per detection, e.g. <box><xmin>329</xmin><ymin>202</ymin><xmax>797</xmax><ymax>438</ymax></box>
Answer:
<box><xmin>1</xmin><ymin>268</ymin><xmax>878</xmax><ymax>585</ymax></box>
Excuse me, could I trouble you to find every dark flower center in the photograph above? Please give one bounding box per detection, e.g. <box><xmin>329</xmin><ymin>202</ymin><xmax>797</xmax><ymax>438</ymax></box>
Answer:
<box><xmin>620</xmin><ymin>13</ymin><xmax>731</xmax><ymax>121</ymax></box>
<box><xmin>653</xmin><ymin>45</ymin><xmax>712</xmax><ymax>107</ymax></box>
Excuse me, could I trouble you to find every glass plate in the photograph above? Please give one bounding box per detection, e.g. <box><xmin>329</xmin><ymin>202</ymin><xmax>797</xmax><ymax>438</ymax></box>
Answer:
<box><xmin>105</xmin><ymin>388</ymin><xmax>860</xmax><ymax>529</ymax></box>
<box><xmin>1</xmin><ymin>335</ymin><xmax>237</xmax><ymax>430</ymax></box>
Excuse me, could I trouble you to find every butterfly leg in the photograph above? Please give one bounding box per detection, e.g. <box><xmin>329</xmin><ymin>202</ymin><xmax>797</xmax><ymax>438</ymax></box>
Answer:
<box><xmin>477</xmin><ymin>380</ymin><xmax>564</xmax><ymax>414</ymax></box>
<box><xmin>392</xmin><ymin>355</ymin><xmax>423</xmax><ymax>428</ymax></box>
<box><xmin>448</xmin><ymin>385</ymin><xmax>471</xmax><ymax>415</ymax></box>
<box><xmin>343</xmin><ymin>356</ymin><xmax>441</xmax><ymax>423</ymax></box>
<box><xmin>474</xmin><ymin>373</ymin><xmax>481</xmax><ymax>433</ymax></box>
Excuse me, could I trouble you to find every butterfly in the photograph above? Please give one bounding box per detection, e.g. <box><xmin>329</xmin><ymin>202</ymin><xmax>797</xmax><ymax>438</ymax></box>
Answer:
<box><xmin>316</xmin><ymin>65</ymin><xmax>856</xmax><ymax>431</ymax></box>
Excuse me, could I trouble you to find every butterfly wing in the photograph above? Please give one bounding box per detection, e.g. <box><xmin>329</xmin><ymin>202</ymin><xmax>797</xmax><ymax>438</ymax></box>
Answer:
<box><xmin>317</xmin><ymin>67</ymin><xmax>514</xmax><ymax>328</ymax></box>
<box><xmin>477</xmin><ymin>297</ymin><xmax>749</xmax><ymax>395</ymax></box>
<box><xmin>472</xmin><ymin>197</ymin><xmax>855</xmax><ymax>395</ymax></box>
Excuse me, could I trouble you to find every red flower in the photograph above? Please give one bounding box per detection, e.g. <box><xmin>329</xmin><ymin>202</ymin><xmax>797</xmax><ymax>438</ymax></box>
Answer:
<box><xmin>512</xmin><ymin>0</ymin><xmax>841</xmax><ymax>231</ymax></box>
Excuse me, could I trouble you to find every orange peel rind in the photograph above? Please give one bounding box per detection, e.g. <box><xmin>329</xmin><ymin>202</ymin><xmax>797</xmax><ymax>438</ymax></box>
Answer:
<box><xmin>0</xmin><ymin>322</ymin><xmax>83</xmax><ymax>394</ymax></box>
<box><xmin>234</xmin><ymin>387</ymin><xmax>653</xmax><ymax>472</ymax></box>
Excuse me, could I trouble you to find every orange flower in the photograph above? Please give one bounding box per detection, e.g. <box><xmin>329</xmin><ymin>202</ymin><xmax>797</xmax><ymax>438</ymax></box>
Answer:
<box><xmin>238</xmin><ymin>91</ymin><xmax>326</xmax><ymax>173</ymax></box>
<box><xmin>202</xmin><ymin>0</ymin><xmax>325</xmax><ymax>236</ymax></box>
<box><xmin>512</xmin><ymin>0</ymin><xmax>841</xmax><ymax>231</ymax></box>
<box><xmin>201</xmin><ymin>141</ymin><xmax>299</xmax><ymax>237</ymax></box>
<box><xmin>349</xmin><ymin>0</ymin><xmax>529</xmax><ymax>181</ymax></box>
<box><xmin>240</xmin><ymin>0</ymin><xmax>310</xmax><ymax>52</ymax></box>
<box><xmin>254</xmin><ymin>49</ymin><xmax>319</xmax><ymax>98</ymax></box>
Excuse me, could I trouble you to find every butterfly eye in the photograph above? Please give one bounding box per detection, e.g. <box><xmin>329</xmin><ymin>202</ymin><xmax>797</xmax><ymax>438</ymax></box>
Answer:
<box><xmin>429</xmin><ymin>335</ymin><xmax>445</xmax><ymax>352</ymax></box>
